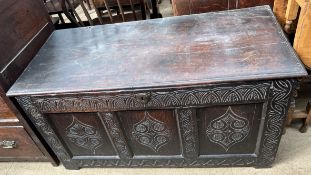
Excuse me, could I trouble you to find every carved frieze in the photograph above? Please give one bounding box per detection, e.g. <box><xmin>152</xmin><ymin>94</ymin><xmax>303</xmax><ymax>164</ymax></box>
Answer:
<box><xmin>32</xmin><ymin>83</ymin><xmax>270</xmax><ymax>112</ymax></box>
<box><xmin>76</xmin><ymin>158</ymin><xmax>256</xmax><ymax>167</ymax></box>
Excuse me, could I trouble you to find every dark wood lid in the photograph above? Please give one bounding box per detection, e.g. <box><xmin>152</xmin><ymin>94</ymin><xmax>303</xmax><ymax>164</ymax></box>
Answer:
<box><xmin>7</xmin><ymin>6</ymin><xmax>307</xmax><ymax>96</ymax></box>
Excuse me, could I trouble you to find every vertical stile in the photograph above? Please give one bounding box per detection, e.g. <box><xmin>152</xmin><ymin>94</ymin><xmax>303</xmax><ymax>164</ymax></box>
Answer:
<box><xmin>176</xmin><ymin>108</ymin><xmax>199</xmax><ymax>161</ymax></box>
<box><xmin>129</xmin><ymin>0</ymin><xmax>137</xmax><ymax>20</ymax></box>
<box><xmin>99</xmin><ymin>112</ymin><xmax>133</xmax><ymax>159</ymax></box>
<box><xmin>103</xmin><ymin>0</ymin><xmax>114</xmax><ymax>23</ymax></box>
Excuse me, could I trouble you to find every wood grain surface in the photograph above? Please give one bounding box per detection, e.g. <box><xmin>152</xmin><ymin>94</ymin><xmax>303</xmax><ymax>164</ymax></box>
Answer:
<box><xmin>0</xmin><ymin>95</ymin><xmax>16</xmax><ymax>120</ymax></box>
<box><xmin>0</xmin><ymin>127</ymin><xmax>44</xmax><ymax>159</ymax></box>
<box><xmin>7</xmin><ymin>6</ymin><xmax>307</xmax><ymax>97</ymax></box>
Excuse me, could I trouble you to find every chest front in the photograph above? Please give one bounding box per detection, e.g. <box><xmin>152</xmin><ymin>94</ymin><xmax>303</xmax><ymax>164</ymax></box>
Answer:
<box><xmin>16</xmin><ymin>80</ymin><xmax>295</xmax><ymax>169</ymax></box>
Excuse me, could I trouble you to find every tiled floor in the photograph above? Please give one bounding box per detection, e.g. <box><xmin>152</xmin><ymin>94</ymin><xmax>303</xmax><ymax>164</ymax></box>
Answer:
<box><xmin>1</xmin><ymin>125</ymin><xmax>310</xmax><ymax>175</ymax></box>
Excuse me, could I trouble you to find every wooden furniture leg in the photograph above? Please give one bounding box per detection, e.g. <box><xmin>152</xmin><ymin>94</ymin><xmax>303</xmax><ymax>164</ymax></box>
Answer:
<box><xmin>286</xmin><ymin>99</ymin><xmax>295</xmax><ymax>124</ymax></box>
<box><xmin>287</xmin><ymin>87</ymin><xmax>299</xmax><ymax>126</ymax></box>
<box><xmin>300</xmin><ymin>99</ymin><xmax>311</xmax><ymax>132</ymax></box>
<box><xmin>58</xmin><ymin>12</ymin><xmax>65</xmax><ymax>23</ymax></box>
<box><xmin>285</xmin><ymin>0</ymin><xmax>300</xmax><ymax>33</ymax></box>
<box><xmin>150</xmin><ymin>0</ymin><xmax>161</xmax><ymax>18</ymax></box>
<box><xmin>284</xmin><ymin>89</ymin><xmax>297</xmax><ymax>134</ymax></box>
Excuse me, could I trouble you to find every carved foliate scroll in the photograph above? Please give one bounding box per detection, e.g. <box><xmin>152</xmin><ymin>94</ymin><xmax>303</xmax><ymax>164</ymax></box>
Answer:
<box><xmin>32</xmin><ymin>83</ymin><xmax>270</xmax><ymax>113</ymax></box>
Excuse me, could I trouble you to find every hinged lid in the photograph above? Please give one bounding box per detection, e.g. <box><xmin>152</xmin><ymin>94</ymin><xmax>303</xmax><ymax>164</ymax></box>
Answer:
<box><xmin>7</xmin><ymin>6</ymin><xmax>307</xmax><ymax>96</ymax></box>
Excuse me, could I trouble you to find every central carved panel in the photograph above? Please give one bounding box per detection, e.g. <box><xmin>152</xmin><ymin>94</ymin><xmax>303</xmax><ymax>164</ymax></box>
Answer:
<box><xmin>132</xmin><ymin>112</ymin><xmax>170</xmax><ymax>152</ymax></box>
<box><xmin>66</xmin><ymin>116</ymin><xmax>103</xmax><ymax>154</ymax></box>
<box><xmin>206</xmin><ymin>106</ymin><xmax>250</xmax><ymax>151</ymax></box>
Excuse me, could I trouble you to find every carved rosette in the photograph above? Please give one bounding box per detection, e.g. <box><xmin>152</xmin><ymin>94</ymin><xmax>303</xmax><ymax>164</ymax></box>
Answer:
<box><xmin>132</xmin><ymin>112</ymin><xmax>170</xmax><ymax>152</ymax></box>
<box><xmin>206</xmin><ymin>106</ymin><xmax>250</xmax><ymax>151</ymax></box>
<box><xmin>66</xmin><ymin>116</ymin><xmax>102</xmax><ymax>154</ymax></box>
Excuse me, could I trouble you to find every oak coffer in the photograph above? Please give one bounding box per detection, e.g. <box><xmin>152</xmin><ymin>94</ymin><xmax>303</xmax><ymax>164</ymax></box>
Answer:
<box><xmin>7</xmin><ymin>6</ymin><xmax>307</xmax><ymax>169</ymax></box>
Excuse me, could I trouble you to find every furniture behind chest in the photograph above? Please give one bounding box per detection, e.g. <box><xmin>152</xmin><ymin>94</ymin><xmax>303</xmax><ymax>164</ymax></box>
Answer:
<box><xmin>286</xmin><ymin>80</ymin><xmax>311</xmax><ymax>132</ymax></box>
<box><xmin>0</xmin><ymin>0</ymin><xmax>58</xmax><ymax>164</ymax></box>
<box><xmin>7</xmin><ymin>6</ymin><xmax>307</xmax><ymax>169</ymax></box>
<box><xmin>171</xmin><ymin>0</ymin><xmax>275</xmax><ymax>16</ymax></box>
<box><xmin>282</xmin><ymin>0</ymin><xmax>311</xmax><ymax>132</ymax></box>
<box><xmin>285</xmin><ymin>0</ymin><xmax>311</xmax><ymax>69</ymax></box>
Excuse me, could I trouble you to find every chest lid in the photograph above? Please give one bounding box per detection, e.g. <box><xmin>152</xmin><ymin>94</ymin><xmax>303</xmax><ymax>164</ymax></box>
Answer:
<box><xmin>7</xmin><ymin>6</ymin><xmax>307</xmax><ymax>96</ymax></box>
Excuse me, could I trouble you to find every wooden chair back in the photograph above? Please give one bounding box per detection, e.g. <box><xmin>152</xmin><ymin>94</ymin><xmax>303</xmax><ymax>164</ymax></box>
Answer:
<box><xmin>60</xmin><ymin>0</ymin><xmax>94</xmax><ymax>26</ymax></box>
<box><xmin>93</xmin><ymin>0</ymin><xmax>150</xmax><ymax>24</ymax></box>
<box><xmin>285</xmin><ymin>0</ymin><xmax>311</xmax><ymax>69</ymax></box>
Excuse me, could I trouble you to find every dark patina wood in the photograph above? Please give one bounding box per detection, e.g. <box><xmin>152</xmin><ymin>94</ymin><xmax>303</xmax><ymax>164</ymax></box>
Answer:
<box><xmin>7</xmin><ymin>6</ymin><xmax>306</xmax><ymax>95</ymax></box>
<box><xmin>171</xmin><ymin>0</ymin><xmax>275</xmax><ymax>16</ymax></box>
<box><xmin>7</xmin><ymin>6</ymin><xmax>307</xmax><ymax>169</ymax></box>
<box><xmin>0</xmin><ymin>0</ymin><xmax>58</xmax><ymax>164</ymax></box>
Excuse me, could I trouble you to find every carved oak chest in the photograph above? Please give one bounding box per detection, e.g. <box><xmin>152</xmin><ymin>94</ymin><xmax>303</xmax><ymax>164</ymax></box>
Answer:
<box><xmin>7</xmin><ymin>6</ymin><xmax>307</xmax><ymax>169</ymax></box>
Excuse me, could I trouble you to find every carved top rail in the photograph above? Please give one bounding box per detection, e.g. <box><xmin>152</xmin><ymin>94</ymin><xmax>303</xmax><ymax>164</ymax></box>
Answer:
<box><xmin>28</xmin><ymin>82</ymin><xmax>271</xmax><ymax>113</ymax></box>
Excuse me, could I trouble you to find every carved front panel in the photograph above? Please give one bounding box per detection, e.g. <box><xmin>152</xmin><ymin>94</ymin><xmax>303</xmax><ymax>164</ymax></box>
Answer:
<box><xmin>198</xmin><ymin>104</ymin><xmax>263</xmax><ymax>155</ymax></box>
<box><xmin>47</xmin><ymin>113</ymin><xmax>116</xmax><ymax>156</ymax></box>
<box><xmin>118</xmin><ymin>110</ymin><xmax>181</xmax><ymax>156</ymax></box>
<box><xmin>15</xmin><ymin>80</ymin><xmax>295</xmax><ymax>169</ymax></box>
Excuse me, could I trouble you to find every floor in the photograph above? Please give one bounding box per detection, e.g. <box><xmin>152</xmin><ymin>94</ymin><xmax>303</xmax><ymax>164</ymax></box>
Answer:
<box><xmin>159</xmin><ymin>0</ymin><xmax>173</xmax><ymax>17</ymax></box>
<box><xmin>1</xmin><ymin>124</ymin><xmax>310</xmax><ymax>175</ymax></box>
